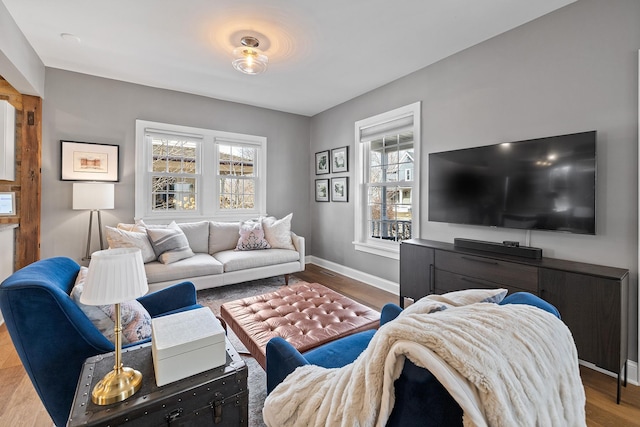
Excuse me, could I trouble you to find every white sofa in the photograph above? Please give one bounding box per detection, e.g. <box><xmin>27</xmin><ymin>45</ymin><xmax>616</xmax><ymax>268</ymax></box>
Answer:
<box><xmin>106</xmin><ymin>218</ymin><xmax>305</xmax><ymax>294</ymax></box>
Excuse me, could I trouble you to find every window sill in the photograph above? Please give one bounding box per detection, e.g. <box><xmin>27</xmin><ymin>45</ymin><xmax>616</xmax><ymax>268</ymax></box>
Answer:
<box><xmin>353</xmin><ymin>241</ymin><xmax>400</xmax><ymax>260</ymax></box>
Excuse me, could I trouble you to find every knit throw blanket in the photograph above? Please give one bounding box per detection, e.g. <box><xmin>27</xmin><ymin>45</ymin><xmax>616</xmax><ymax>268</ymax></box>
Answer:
<box><xmin>263</xmin><ymin>292</ymin><xmax>586</xmax><ymax>427</ymax></box>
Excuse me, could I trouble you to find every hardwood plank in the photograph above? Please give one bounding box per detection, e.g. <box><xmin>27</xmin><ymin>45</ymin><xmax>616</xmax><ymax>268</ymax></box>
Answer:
<box><xmin>293</xmin><ymin>264</ymin><xmax>397</xmax><ymax>310</ymax></box>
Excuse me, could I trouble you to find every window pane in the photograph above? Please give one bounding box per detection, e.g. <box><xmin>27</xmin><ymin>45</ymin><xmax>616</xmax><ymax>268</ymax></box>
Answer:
<box><xmin>369</xmin><ymin>133</ymin><xmax>414</xmax><ymax>185</ymax></box>
<box><xmin>151</xmin><ymin>176</ymin><xmax>196</xmax><ymax>212</ymax></box>
<box><xmin>219</xmin><ymin>177</ymin><xmax>257</xmax><ymax>209</ymax></box>
<box><xmin>218</xmin><ymin>144</ymin><xmax>256</xmax><ymax>177</ymax></box>
<box><xmin>367</xmin><ymin>185</ymin><xmax>412</xmax><ymax>242</ymax></box>
<box><xmin>151</xmin><ymin>136</ymin><xmax>197</xmax><ymax>174</ymax></box>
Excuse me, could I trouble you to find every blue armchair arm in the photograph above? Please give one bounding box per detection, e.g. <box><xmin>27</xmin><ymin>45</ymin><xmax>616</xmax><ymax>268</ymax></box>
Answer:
<box><xmin>266</xmin><ymin>303</ymin><xmax>400</xmax><ymax>394</ymax></box>
<box><xmin>266</xmin><ymin>337</ymin><xmax>310</xmax><ymax>394</ymax></box>
<box><xmin>380</xmin><ymin>303</ymin><xmax>402</xmax><ymax>325</ymax></box>
<box><xmin>137</xmin><ymin>281</ymin><xmax>199</xmax><ymax>317</ymax></box>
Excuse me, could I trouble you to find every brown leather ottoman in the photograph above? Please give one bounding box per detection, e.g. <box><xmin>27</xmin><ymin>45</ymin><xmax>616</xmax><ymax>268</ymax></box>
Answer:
<box><xmin>220</xmin><ymin>282</ymin><xmax>380</xmax><ymax>369</ymax></box>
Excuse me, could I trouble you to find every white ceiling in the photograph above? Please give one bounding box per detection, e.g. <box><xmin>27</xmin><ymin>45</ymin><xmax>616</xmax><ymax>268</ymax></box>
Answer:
<box><xmin>3</xmin><ymin>0</ymin><xmax>575</xmax><ymax>117</ymax></box>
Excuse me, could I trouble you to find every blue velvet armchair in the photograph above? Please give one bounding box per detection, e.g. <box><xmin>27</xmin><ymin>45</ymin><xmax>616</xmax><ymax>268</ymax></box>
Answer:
<box><xmin>266</xmin><ymin>292</ymin><xmax>561</xmax><ymax>427</ymax></box>
<box><xmin>0</xmin><ymin>257</ymin><xmax>202</xmax><ymax>427</ymax></box>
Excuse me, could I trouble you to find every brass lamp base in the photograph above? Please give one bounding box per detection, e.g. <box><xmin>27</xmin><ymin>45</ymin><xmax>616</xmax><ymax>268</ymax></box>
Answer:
<box><xmin>91</xmin><ymin>366</ymin><xmax>143</xmax><ymax>405</ymax></box>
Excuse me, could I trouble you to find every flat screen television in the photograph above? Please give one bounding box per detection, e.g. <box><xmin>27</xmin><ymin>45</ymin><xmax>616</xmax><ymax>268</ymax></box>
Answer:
<box><xmin>428</xmin><ymin>131</ymin><xmax>596</xmax><ymax>235</ymax></box>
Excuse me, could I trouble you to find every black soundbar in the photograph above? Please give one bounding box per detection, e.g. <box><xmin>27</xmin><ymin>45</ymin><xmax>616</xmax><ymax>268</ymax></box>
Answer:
<box><xmin>453</xmin><ymin>238</ymin><xmax>543</xmax><ymax>259</ymax></box>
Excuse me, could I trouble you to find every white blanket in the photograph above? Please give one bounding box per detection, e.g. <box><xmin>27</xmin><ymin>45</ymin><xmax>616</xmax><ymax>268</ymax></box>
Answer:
<box><xmin>263</xmin><ymin>294</ymin><xmax>586</xmax><ymax>427</ymax></box>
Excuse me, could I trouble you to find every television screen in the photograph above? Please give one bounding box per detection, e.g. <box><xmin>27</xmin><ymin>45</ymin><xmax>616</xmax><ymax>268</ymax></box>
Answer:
<box><xmin>428</xmin><ymin>131</ymin><xmax>596</xmax><ymax>234</ymax></box>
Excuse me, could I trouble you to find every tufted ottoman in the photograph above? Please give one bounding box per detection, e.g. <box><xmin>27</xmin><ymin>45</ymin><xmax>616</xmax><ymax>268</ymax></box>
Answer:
<box><xmin>220</xmin><ymin>282</ymin><xmax>380</xmax><ymax>369</ymax></box>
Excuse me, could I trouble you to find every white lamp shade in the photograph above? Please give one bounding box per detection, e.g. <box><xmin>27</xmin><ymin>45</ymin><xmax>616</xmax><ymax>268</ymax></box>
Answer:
<box><xmin>73</xmin><ymin>183</ymin><xmax>115</xmax><ymax>210</ymax></box>
<box><xmin>81</xmin><ymin>248</ymin><xmax>149</xmax><ymax>305</ymax></box>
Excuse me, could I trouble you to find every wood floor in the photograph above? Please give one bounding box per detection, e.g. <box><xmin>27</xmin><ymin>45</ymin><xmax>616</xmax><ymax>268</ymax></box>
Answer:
<box><xmin>1</xmin><ymin>263</ymin><xmax>639</xmax><ymax>426</ymax></box>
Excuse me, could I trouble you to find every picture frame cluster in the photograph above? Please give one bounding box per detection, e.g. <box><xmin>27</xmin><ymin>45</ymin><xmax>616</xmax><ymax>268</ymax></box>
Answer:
<box><xmin>315</xmin><ymin>146</ymin><xmax>348</xmax><ymax>202</ymax></box>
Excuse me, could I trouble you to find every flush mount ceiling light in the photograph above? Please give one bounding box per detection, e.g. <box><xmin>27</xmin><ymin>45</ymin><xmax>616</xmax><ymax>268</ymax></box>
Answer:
<box><xmin>232</xmin><ymin>36</ymin><xmax>268</xmax><ymax>75</ymax></box>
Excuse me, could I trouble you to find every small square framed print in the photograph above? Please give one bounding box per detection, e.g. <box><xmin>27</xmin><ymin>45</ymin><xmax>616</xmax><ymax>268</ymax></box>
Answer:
<box><xmin>331</xmin><ymin>177</ymin><xmax>348</xmax><ymax>202</ymax></box>
<box><xmin>331</xmin><ymin>146</ymin><xmax>348</xmax><ymax>173</ymax></box>
<box><xmin>315</xmin><ymin>150</ymin><xmax>329</xmax><ymax>175</ymax></box>
<box><xmin>315</xmin><ymin>179</ymin><xmax>329</xmax><ymax>202</ymax></box>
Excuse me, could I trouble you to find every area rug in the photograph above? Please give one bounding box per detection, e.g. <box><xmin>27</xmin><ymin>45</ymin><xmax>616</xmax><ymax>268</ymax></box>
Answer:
<box><xmin>197</xmin><ymin>275</ymin><xmax>303</xmax><ymax>427</ymax></box>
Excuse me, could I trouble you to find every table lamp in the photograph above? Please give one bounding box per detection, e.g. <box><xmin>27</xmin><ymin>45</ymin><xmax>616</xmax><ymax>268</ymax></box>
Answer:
<box><xmin>73</xmin><ymin>182</ymin><xmax>115</xmax><ymax>260</ymax></box>
<box><xmin>80</xmin><ymin>247</ymin><xmax>149</xmax><ymax>405</ymax></box>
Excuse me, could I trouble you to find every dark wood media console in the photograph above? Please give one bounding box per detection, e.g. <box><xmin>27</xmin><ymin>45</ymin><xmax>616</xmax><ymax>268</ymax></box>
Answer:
<box><xmin>399</xmin><ymin>238</ymin><xmax>629</xmax><ymax>403</ymax></box>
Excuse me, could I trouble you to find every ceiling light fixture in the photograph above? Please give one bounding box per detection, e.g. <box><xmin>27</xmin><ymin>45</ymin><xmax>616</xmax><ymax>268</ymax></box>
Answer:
<box><xmin>232</xmin><ymin>36</ymin><xmax>268</xmax><ymax>75</ymax></box>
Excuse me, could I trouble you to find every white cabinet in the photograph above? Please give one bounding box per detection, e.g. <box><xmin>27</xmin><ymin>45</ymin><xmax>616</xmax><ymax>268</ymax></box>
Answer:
<box><xmin>0</xmin><ymin>100</ymin><xmax>15</xmax><ymax>181</ymax></box>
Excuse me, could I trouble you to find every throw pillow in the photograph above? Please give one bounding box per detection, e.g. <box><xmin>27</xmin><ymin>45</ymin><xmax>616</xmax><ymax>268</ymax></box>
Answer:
<box><xmin>70</xmin><ymin>267</ymin><xmax>117</xmax><ymax>343</ymax></box>
<box><xmin>428</xmin><ymin>288</ymin><xmax>508</xmax><ymax>307</ymax></box>
<box><xmin>236</xmin><ymin>220</ymin><xmax>271</xmax><ymax>251</ymax></box>
<box><xmin>100</xmin><ymin>302</ymin><xmax>152</xmax><ymax>344</ymax></box>
<box><xmin>146</xmin><ymin>221</ymin><xmax>195</xmax><ymax>264</ymax></box>
<box><xmin>135</xmin><ymin>219</ymin><xmax>169</xmax><ymax>230</ymax></box>
<box><xmin>105</xmin><ymin>226</ymin><xmax>156</xmax><ymax>263</ymax></box>
<box><xmin>209</xmin><ymin>221</ymin><xmax>241</xmax><ymax>254</ymax></box>
<box><xmin>71</xmin><ymin>267</ymin><xmax>152</xmax><ymax>345</ymax></box>
<box><xmin>177</xmin><ymin>221</ymin><xmax>210</xmax><ymax>253</ymax></box>
<box><xmin>262</xmin><ymin>213</ymin><xmax>295</xmax><ymax>250</ymax></box>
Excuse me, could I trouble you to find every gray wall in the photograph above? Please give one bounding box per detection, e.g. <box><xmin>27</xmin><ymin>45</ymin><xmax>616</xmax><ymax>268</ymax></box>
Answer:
<box><xmin>42</xmin><ymin>69</ymin><xmax>311</xmax><ymax>263</ymax></box>
<box><xmin>310</xmin><ymin>0</ymin><xmax>640</xmax><ymax>360</ymax></box>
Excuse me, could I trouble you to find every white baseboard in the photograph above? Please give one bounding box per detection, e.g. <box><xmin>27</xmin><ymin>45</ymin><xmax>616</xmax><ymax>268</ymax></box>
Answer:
<box><xmin>306</xmin><ymin>256</ymin><xmax>399</xmax><ymax>295</ymax></box>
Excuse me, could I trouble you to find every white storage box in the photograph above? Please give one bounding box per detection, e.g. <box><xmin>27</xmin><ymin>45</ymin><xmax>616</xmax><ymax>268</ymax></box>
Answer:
<box><xmin>151</xmin><ymin>307</ymin><xmax>226</xmax><ymax>386</ymax></box>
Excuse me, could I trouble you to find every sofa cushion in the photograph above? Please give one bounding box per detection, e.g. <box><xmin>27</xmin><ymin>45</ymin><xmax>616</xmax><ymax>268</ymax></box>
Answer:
<box><xmin>209</xmin><ymin>221</ymin><xmax>240</xmax><ymax>254</ymax></box>
<box><xmin>144</xmin><ymin>253</ymin><xmax>224</xmax><ymax>284</ymax></box>
<box><xmin>263</xmin><ymin>213</ymin><xmax>295</xmax><ymax>250</ymax></box>
<box><xmin>147</xmin><ymin>222</ymin><xmax>195</xmax><ymax>264</ymax></box>
<box><xmin>214</xmin><ymin>248</ymin><xmax>299</xmax><ymax>272</ymax></box>
<box><xmin>236</xmin><ymin>220</ymin><xmax>271</xmax><ymax>251</ymax></box>
<box><xmin>177</xmin><ymin>221</ymin><xmax>210</xmax><ymax>253</ymax></box>
<box><xmin>105</xmin><ymin>226</ymin><xmax>156</xmax><ymax>263</ymax></box>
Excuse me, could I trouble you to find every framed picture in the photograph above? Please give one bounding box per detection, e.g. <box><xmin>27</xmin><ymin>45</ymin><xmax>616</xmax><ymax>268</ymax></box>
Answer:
<box><xmin>315</xmin><ymin>179</ymin><xmax>329</xmax><ymax>202</ymax></box>
<box><xmin>331</xmin><ymin>146</ymin><xmax>348</xmax><ymax>173</ymax></box>
<box><xmin>315</xmin><ymin>150</ymin><xmax>329</xmax><ymax>175</ymax></box>
<box><xmin>61</xmin><ymin>141</ymin><xmax>119</xmax><ymax>181</ymax></box>
<box><xmin>0</xmin><ymin>192</ymin><xmax>16</xmax><ymax>216</ymax></box>
<box><xmin>331</xmin><ymin>177</ymin><xmax>348</xmax><ymax>202</ymax></box>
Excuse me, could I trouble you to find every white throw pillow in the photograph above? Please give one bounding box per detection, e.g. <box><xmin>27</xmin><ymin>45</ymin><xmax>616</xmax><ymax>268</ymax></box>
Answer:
<box><xmin>105</xmin><ymin>226</ymin><xmax>156</xmax><ymax>263</ymax></box>
<box><xmin>262</xmin><ymin>213</ymin><xmax>295</xmax><ymax>250</ymax></box>
<box><xmin>428</xmin><ymin>288</ymin><xmax>508</xmax><ymax>307</ymax></box>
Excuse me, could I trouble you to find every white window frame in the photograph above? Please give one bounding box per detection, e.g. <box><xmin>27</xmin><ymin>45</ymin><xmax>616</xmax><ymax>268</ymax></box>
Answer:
<box><xmin>353</xmin><ymin>102</ymin><xmax>421</xmax><ymax>260</ymax></box>
<box><xmin>135</xmin><ymin>120</ymin><xmax>267</xmax><ymax>222</ymax></box>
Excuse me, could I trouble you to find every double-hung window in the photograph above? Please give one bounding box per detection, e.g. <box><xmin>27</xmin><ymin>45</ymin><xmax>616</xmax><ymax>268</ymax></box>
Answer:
<box><xmin>215</xmin><ymin>140</ymin><xmax>259</xmax><ymax>211</ymax></box>
<box><xmin>147</xmin><ymin>130</ymin><xmax>200</xmax><ymax>213</ymax></box>
<box><xmin>135</xmin><ymin>120</ymin><xmax>266</xmax><ymax>221</ymax></box>
<box><xmin>354</xmin><ymin>102</ymin><xmax>421</xmax><ymax>259</ymax></box>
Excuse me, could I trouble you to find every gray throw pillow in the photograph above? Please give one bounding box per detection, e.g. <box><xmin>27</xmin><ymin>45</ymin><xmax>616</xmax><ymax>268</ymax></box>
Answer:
<box><xmin>147</xmin><ymin>222</ymin><xmax>195</xmax><ymax>264</ymax></box>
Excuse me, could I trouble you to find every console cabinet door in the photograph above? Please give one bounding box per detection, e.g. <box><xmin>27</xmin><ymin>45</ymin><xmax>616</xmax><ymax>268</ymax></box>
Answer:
<box><xmin>540</xmin><ymin>268</ymin><xmax>624</xmax><ymax>374</ymax></box>
<box><xmin>399</xmin><ymin>242</ymin><xmax>434</xmax><ymax>306</ymax></box>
